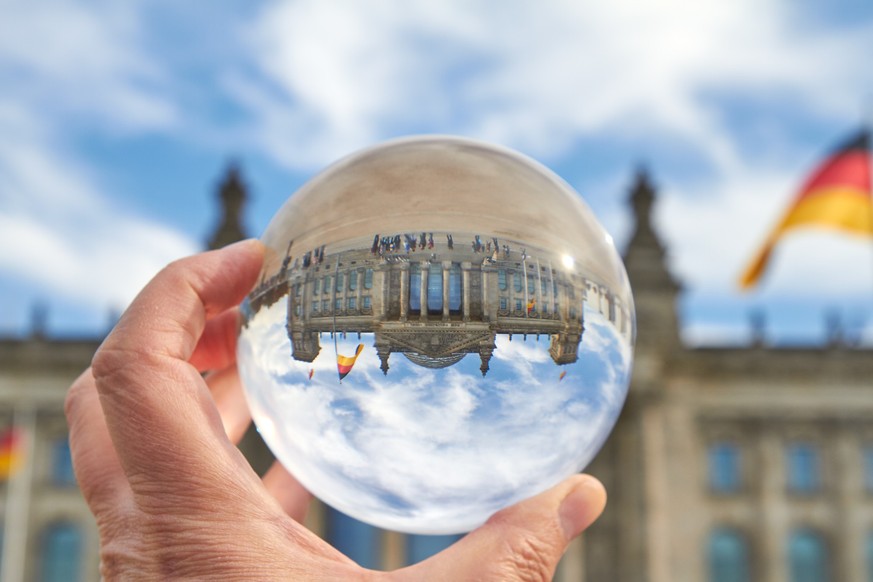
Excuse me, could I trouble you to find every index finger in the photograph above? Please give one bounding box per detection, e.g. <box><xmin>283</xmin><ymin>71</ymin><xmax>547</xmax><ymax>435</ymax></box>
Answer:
<box><xmin>91</xmin><ymin>239</ymin><xmax>265</xmax><ymax>497</ymax></box>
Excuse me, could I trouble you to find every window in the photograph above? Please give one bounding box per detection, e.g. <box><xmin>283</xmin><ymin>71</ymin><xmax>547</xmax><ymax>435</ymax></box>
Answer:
<box><xmin>541</xmin><ymin>278</ymin><xmax>548</xmax><ymax>294</ymax></box>
<box><xmin>527</xmin><ymin>278</ymin><xmax>535</xmax><ymax>294</ymax></box>
<box><xmin>448</xmin><ymin>265</ymin><xmax>462</xmax><ymax>311</ymax></box>
<box><xmin>51</xmin><ymin>438</ymin><xmax>76</xmax><ymax>487</ymax></box>
<box><xmin>513</xmin><ymin>272</ymin><xmax>522</xmax><ymax>293</ymax></box>
<box><xmin>313</xmin><ymin>279</ymin><xmax>320</xmax><ymax>294</ymax></box>
<box><xmin>40</xmin><ymin>522</ymin><xmax>82</xmax><ymax>582</ymax></box>
<box><xmin>498</xmin><ymin>270</ymin><xmax>507</xmax><ymax>291</ymax></box>
<box><xmin>409</xmin><ymin>265</ymin><xmax>421</xmax><ymax>312</ymax></box>
<box><xmin>336</xmin><ymin>273</ymin><xmax>344</xmax><ymax>292</ymax></box>
<box><xmin>364</xmin><ymin>269</ymin><xmax>373</xmax><ymax>289</ymax></box>
<box><xmin>335</xmin><ymin>299</ymin><xmax>342</xmax><ymax>311</ymax></box>
<box><xmin>866</xmin><ymin>531</ymin><xmax>873</xmax><ymax>582</ymax></box>
<box><xmin>570</xmin><ymin>307</ymin><xmax>576</xmax><ymax>319</ymax></box>
<box><xmin>708</xmin><ymin>528</ymin><xmax>751</xmax><ymax>582</ymax></box>
<box><xmin>322</xmin><ymin>300</ymin><xmax>329</xmax><ymax>313</ymax></box>
<box><xmin>405</xmin><ymin>534</ymin><xmax>463</xmax><ymax>565</ymax></box>
<box><xmin>312</xmin><ymin>301</ymin><xmax>319</xmax><ymax>313</ymax></box>
<box><xmin>363</xmin><ymin>296</ymin><xmax>371</xmax><ymax>309</ymax></box>
<box><xmin>324</xmin><ymin>276</ymin><xmax>331</xmax><ymax>294</ymax></box>
<box><xmin>427</xmin><ymin>264</ymin><xmax>443</xmax><ymax>312</ymax></box>
<box><xmin>515</xmin><ymin>299</ymin><xmax>523</xmax><ymax>312</ymax></box>
<box><xmin>788</xmin><ymin>528</ymin><xmax>829</xmax><ymax>582</ymax></box>
<box><xmin>787</xmin><ymin>443</ymin><xmax>821</xmax><ymax>494</ymax></box>
<box><xmin>349</xmin><ymin>271</ymin><xmax>358</xmax><ymax>291</ymax></box>
<box><xmin>348</xmin><ymin>297</ymin><xmax>356</xmax><ymax>310</ymax></box>
<box><xmin>863</xmin><ymin>445</ymin><xmax>873</xmax><ymax>494</ymax></box>
<box><xmin>500</xmin><ymin>297</ymin><xmax>507</xmax><ymax>310</ymax></box>
<box><xmin>708</xmin><ymin>443</ymin><xmax>741</xmax><ymax>494</ymax></box>
<box><xmin>326</xmin><ymin>508</ymin><xmax>381</xmax><ymax>569</ymax></box>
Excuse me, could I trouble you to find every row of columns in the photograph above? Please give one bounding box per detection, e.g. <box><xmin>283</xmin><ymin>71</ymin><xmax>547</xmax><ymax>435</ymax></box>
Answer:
<box><xmin>398</xmin><ymin>262</ymin><xmax>472</xmax><ymax>322</ymax></box>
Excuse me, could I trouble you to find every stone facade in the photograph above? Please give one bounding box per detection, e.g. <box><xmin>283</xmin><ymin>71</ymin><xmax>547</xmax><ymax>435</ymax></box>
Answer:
<box><xmin>1</xmin><ymin>165</ymin><xmax>871</xmax><ymax>580</ymax></box>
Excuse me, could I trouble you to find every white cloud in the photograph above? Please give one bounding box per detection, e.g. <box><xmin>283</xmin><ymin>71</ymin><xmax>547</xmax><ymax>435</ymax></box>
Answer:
<box><xmin>0</xmin><ymin>0</ymin><xmax>194</xmax><ymax>320</ymax></box>
<box><xmin>234</xmin><ymin>0</ymin><xmax>872</xmax><ymax>172</ymax></box>
<box><xmin>238</xmin><ymin>302</ymin><xmax>629</xmax><ymax>533</ymax></box>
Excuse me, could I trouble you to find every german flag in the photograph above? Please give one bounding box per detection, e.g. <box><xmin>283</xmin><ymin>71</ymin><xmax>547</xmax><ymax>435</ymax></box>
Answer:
<box><xmin>740</xmin><ymin>129</ymin><xmax>872</xmax><ymax>289</ymax></box>
<box><xmin>527</xmin><ymin>298</ymin><xmax>536</xmax><ymax>314</ymax></box>
<box><xmin>0</xmin><ymin>426</ymin><xmax>23</xmax><ymax>480</ymax></box>
<box><xmin>337</xmin><ymin>344</ymin><xmax>364</xmax><ymax>381</ymax></box>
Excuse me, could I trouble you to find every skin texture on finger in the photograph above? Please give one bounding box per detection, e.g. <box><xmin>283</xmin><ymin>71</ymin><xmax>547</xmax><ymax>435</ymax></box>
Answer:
<box><xmin>262</xmin><ymin>462</ymin><xmax>313</xmax><ymax>523</ymax></box>
<box><xmin>205</xmin><ymin>366</ymin><xmax>252</xmax><ymax>445</ymax></box>
<box><xmin>189</xmin><ymin>308</ymin><xmax>243</xmax><ymax>373</ymax></box>
<box><xmin>91</xmin><ymin>240</ymin><xmax>267</xmax><ymax>501</ymax></box>
<box><xmin>204</xmin><ymin>365</ymin><xmax>252</xmax><ymax>445</ymax></box>
<box><xmin>65</xmin><ymin>369</ymin><xmax>132</xmax><ymax>516</ymax></box>
<box><xmin>395</xmin><ymin>475</ymin><xmax>606</xmax><ymax>582</ymax></box>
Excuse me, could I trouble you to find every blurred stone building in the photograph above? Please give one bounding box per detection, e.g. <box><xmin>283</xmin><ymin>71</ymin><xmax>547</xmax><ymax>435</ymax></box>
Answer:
<box><xmin>1</xmin><ymin>165</ymin><xmax>871</xmax><ymax>580</ymax></box>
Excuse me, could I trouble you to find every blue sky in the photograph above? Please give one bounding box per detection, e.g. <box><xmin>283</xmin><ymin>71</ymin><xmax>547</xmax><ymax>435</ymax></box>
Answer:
<box><xmin>238</xmin><ymin>300</ymin><xmax>630</xmax><ymax>533</ymax></box>
<box><xmin>3</xmin><ymin>0</ymin><xmax>873</xmax><ymax>345</ymax></box>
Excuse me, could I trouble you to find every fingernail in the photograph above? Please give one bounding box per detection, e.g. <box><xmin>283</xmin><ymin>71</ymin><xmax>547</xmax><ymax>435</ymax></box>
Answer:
<box><xmin>558</xmin><ymin>476</ymin><xmax>606</xmax><ymax>540</ymax></box>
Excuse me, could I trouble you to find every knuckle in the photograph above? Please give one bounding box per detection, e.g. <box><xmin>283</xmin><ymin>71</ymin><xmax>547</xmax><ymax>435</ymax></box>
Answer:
<box><xmin>499</xmin><ymin>534</ymin><xmax>557</xmax><ymax>582</ymax></box>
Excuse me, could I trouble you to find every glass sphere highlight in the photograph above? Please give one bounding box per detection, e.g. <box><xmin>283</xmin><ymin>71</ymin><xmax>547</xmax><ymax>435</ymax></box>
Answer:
<box><xmin>237</xmin><ymin>136</ymin><xmax>634</xmax><ymax>534</ymax></box>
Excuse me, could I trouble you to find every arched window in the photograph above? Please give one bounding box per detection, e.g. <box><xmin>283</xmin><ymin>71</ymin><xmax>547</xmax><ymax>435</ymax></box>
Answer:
<box><xmin>708</xmin><ymin>527</ymin><xmax>751</xmax><ymax>582</ymax></box>
<box><xmin>409</xmin><ymin>264</ymin><xmax>421</xmax><ymax>312</ymax></box>
<box><xmin>326</xmin><ymin>508</ymin><xmax>381</xmax><ymax>569</ymax></box>
<box><xmin>788</xmin><ymin>528</ymin><xmax>829</xmax><ymax>582</ymax></box>
<box><xmin>448</xmin><ymin>264</ymin><xmax>462</xmax><ymax>312</ymax></box>
<box><xmin>40</xmin><ymin>521</ymin><xmax>82</xmax><ymax>582</ymax></box>
<box><xmin>427</xmin><ymin>264</ymin><xmax>443</xmax><ymax>313</ymax></box>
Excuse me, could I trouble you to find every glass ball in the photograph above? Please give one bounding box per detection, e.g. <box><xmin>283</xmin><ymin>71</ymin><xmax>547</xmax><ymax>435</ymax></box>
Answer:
<box><xmin>237</xmin><ymin>136</ymin><xmax>634</xmax><ymax>535</ymax></box>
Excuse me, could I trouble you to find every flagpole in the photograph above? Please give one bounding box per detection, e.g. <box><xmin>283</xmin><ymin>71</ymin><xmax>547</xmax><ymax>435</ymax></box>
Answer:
<box><xmin>1</xmin><ymin>407</ymin><xmax>36</xmax><ymax>582</ymax></box>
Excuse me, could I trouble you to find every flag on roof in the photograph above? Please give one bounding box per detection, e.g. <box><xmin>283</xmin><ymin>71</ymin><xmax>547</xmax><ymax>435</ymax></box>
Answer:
<box><xmin>337</xmin><ymin>344</ymin><xmax>364</xmax><ymax>381</ymax></box>
<box><xmin>740</xmin><ymin>128</ymin><xmax>872</xmax><ymax>289</ymax></box>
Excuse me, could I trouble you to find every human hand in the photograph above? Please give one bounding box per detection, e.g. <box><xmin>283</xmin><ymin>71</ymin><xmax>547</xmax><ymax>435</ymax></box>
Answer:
<box><xmin>65</xmin><ymin>240</ymin><xmax>606</xmax><ymax>581</ymax></box>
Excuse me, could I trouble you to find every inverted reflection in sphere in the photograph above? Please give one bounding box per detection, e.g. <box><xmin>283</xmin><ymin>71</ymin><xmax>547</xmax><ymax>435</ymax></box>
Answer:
<box><xmin>237</xmin><ymin>136</ymin><xmax>635</xmax><ymax>534</ymax></box>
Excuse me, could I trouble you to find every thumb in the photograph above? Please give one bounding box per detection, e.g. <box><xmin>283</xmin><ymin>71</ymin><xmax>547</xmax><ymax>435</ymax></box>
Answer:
<box><xmin>405</xmin><ymin>475</ymin><xmax>606</xmax><ymax>581</ymax></box>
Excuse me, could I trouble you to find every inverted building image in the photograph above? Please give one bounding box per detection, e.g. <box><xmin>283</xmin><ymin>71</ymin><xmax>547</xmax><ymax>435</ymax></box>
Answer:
<box><xmin>246</xmin><ymin>230</ymin><xmax>631</xmax><ymax>377</ymax></box>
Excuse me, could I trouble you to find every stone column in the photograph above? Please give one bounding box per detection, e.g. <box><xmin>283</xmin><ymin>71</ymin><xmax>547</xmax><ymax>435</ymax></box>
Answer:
<box><xmin>399</xmin><ymin>263</ymin><xmax>409</xmax><ymax>322</ymax></box>
<box><xmin>759</xmin><ymin>429</ymin><xmax>786</xmax><ymax>582</ymax></box>
<box><xmin>420</xmin><ymin>263</ymin><xmax>429</xmax><ymax>321</ymax></box>
<box><xmin>462</xmin><ymin>262</ymin><xmax>472</xmax><ymax>322</ymax></box>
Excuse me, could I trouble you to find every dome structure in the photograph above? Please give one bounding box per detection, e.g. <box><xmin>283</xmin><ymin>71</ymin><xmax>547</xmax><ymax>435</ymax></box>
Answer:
<box><xmin>403</xmin><ymin>352</ymin><xmax>466</xmax><ymax>369</ymax></box>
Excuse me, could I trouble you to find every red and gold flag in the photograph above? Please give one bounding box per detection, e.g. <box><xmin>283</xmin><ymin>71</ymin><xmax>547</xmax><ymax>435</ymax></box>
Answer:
<box><xmin>0</xmin><ymin>426</ymin><xmax>23</xmax><ymax>479</ymax></box>
<box><xmin>337</xmin><ymin>344</ymin><xmax>364</xmax><ymax>380</ymax></box>
<box><xmin>740</xmin><ymin>129</ymin><xmax>872</xmax><ymax>289</ymax></box>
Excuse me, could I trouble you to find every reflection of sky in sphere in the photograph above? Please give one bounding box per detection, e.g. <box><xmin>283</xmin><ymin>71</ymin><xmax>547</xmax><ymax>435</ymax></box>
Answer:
<box><xmin>239</xmin><ymin>299</ymin><xmax>631</xmax><ymax>534</ymax></box>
